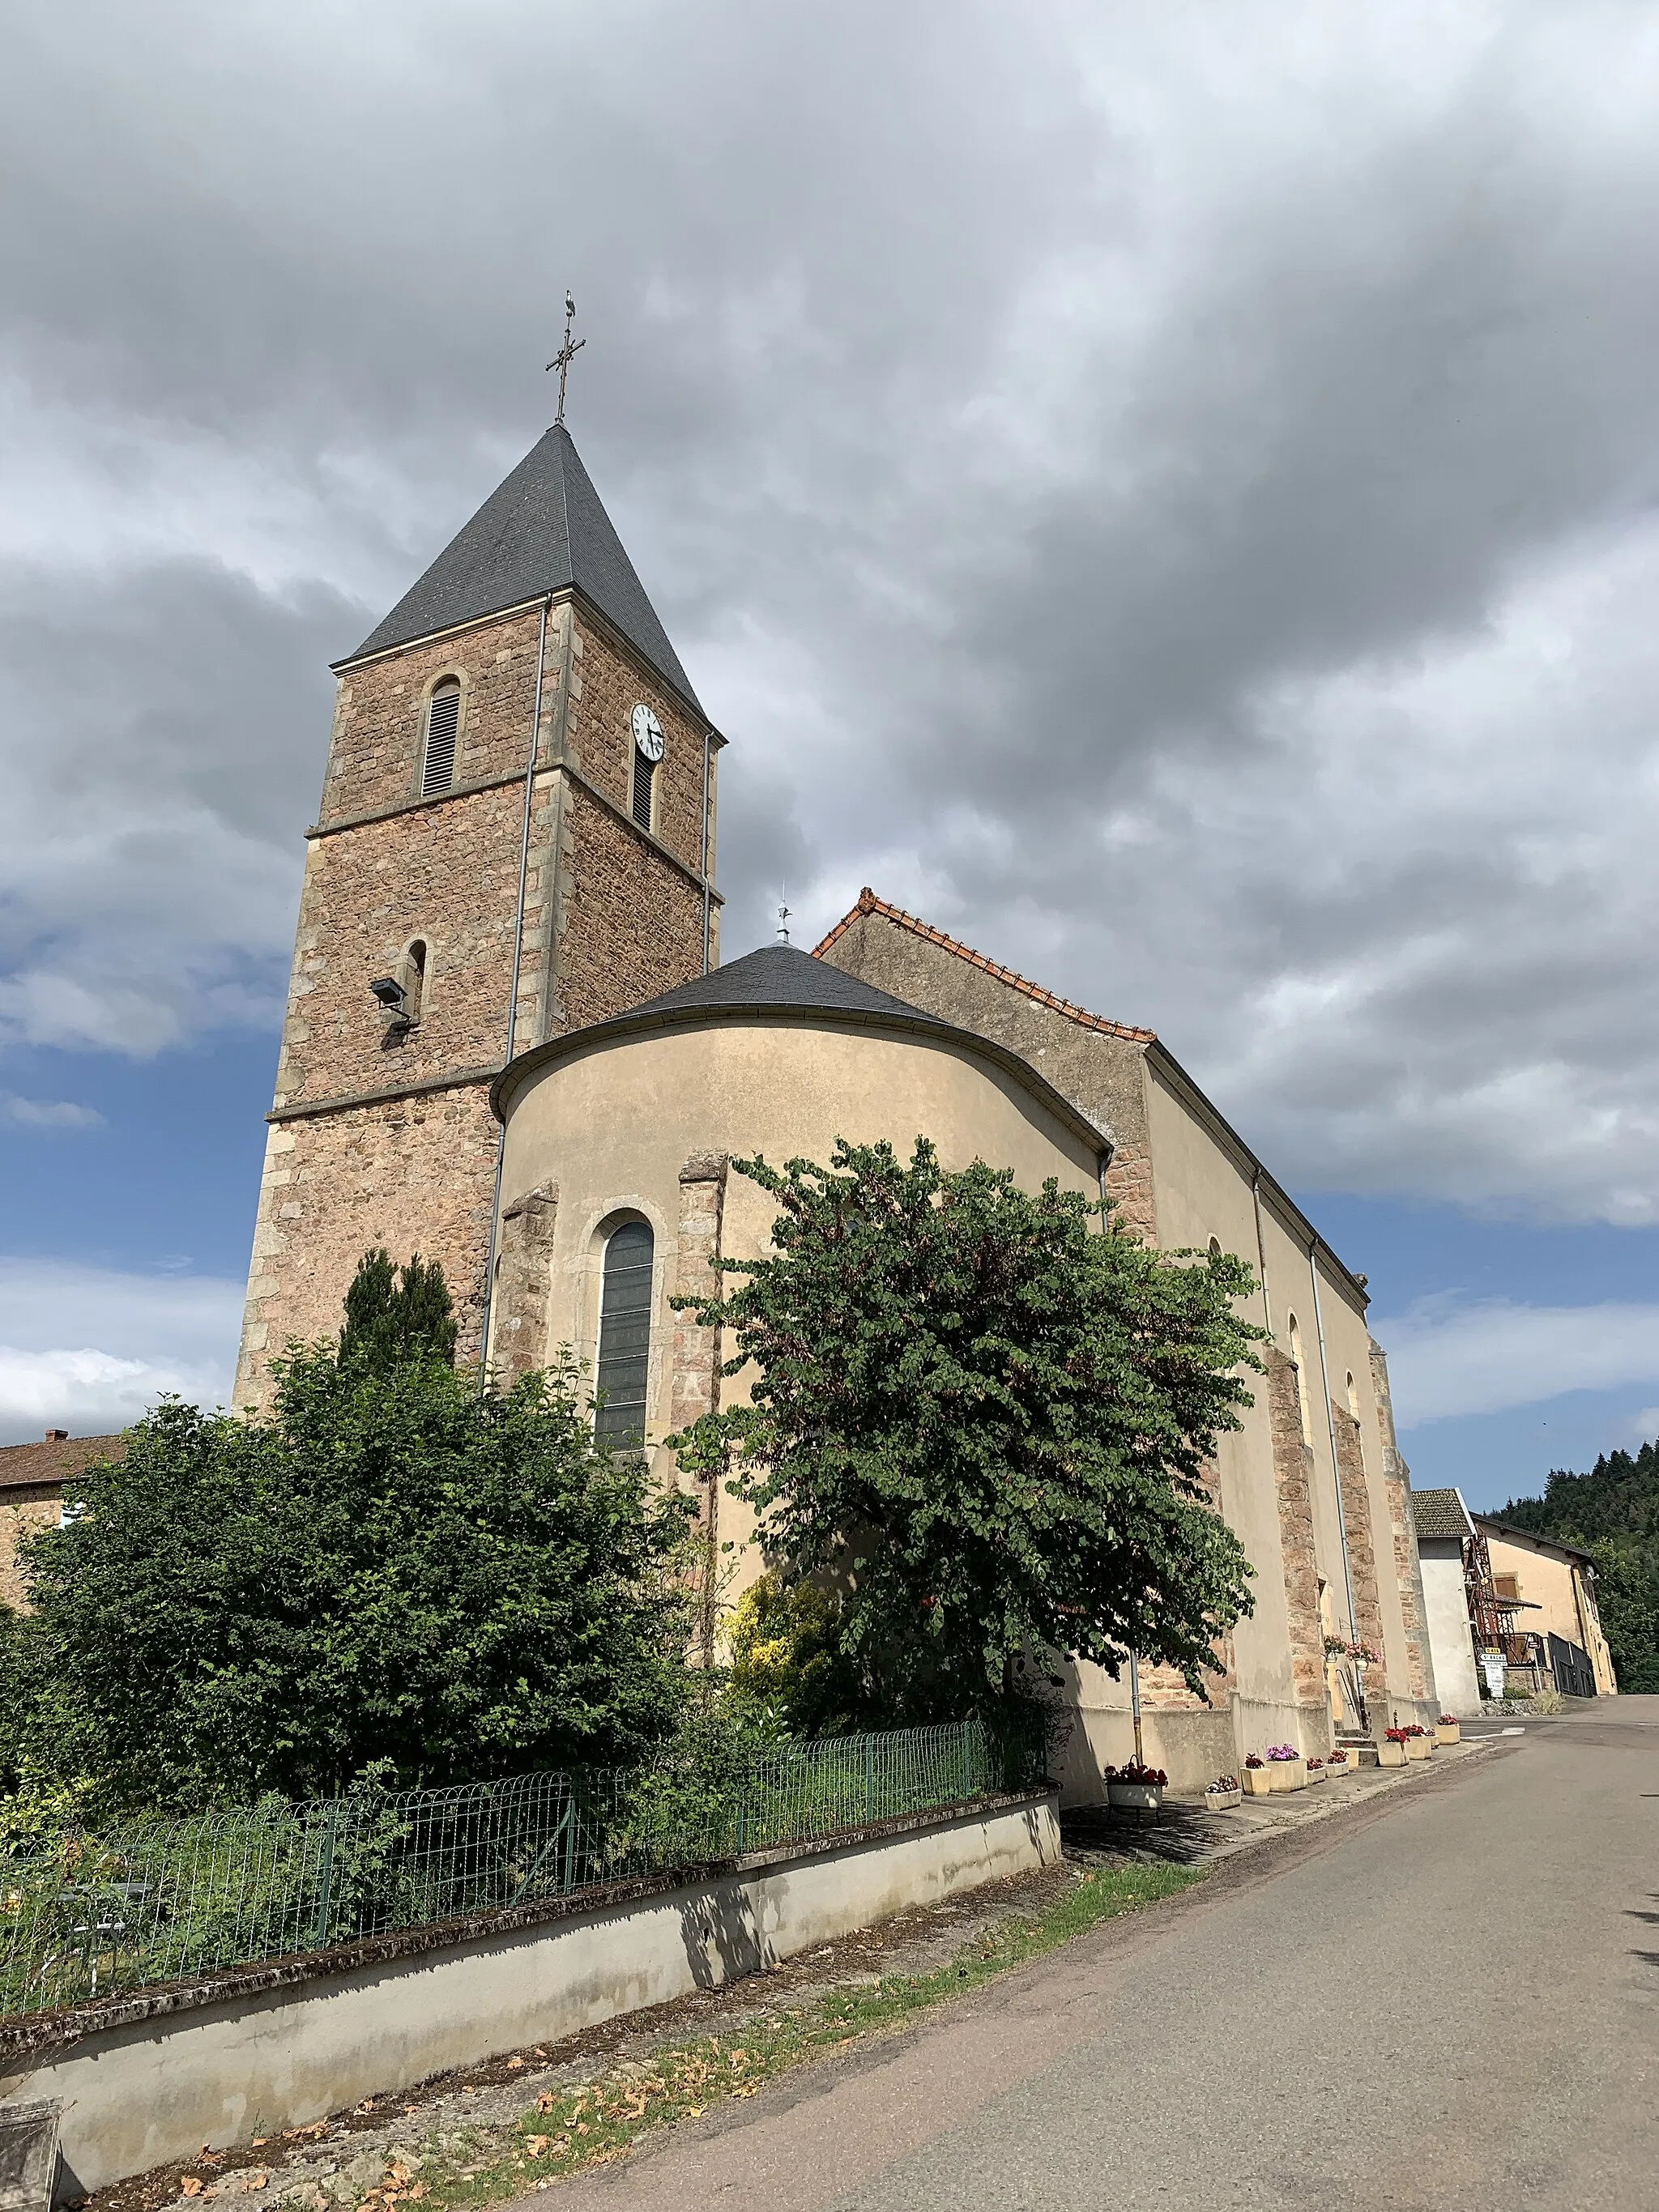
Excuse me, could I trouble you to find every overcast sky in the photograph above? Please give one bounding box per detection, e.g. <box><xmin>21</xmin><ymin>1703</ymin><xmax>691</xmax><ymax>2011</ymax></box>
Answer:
<box><xmin>3</xmin><ymin>1</ymin><xmax>1658</xmax><ymax>1495</ymax></box>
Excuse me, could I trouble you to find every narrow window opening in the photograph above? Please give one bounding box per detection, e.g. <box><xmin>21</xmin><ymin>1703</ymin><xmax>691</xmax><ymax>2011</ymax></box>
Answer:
<box><xmin>595</xmin><ymin>1220</ymin><xmax>654</xmax><ymax>1450</ymax></box>
<box><xmin>631</xmin><ymin>750</ymin><xmax>655</xmax><ymax>830</ymax></box>
<box><xmin>423</xmin><ymin>680</ymin><xmax>460</xmax><ymax>795</ymax></box>
<box><xmin>1208</xmin><ymin>1236</ymin><xmax>1222</xmax><ymax>1259</ymax></box>
<box><xmin>1288</xmin><ymin>1312</ymin><xmax>1312</xmax><ymax>1444</ymax></box>
<box><xmin>404</xmin><ymin>940</ymin><xmax>427</xmax><ymax>1025</ymax></box>
<box><xmin>1346</xmin><ymin>1370</ymin><xmax>1359</xmax><ymax>1421</ymax></box>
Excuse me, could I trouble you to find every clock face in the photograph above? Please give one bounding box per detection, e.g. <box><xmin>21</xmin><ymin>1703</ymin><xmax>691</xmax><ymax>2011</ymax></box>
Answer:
<box><xmin>631</xmin><ymin>704</ymin><xmax>665</xmax><ymax>761</ymax></box>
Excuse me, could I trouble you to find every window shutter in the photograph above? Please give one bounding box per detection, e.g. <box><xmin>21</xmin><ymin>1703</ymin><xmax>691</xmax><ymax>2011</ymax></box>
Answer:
<box><xmin>632</xmin><ymin>751</ymin><xmax>655</xmax><ymax>829</ymax></box>
<box><xmin>423</xmin><ymin>684</ymin><xmax>460</xmax><ymax>795</ymax></box>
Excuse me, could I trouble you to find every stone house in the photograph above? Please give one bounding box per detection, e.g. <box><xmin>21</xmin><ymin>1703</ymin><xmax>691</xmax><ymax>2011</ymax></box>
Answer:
<box><xmin>0</xmin><ymin>1432</ymin><xmax>124</xmax><ymax>1611</ymax></box>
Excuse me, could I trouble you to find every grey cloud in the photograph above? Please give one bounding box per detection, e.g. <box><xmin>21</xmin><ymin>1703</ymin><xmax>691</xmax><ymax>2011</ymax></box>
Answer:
<box><xmin>3</xmin><ymin>2</ymin><xmax>1659</xmax><ymax>1218</ymax></box>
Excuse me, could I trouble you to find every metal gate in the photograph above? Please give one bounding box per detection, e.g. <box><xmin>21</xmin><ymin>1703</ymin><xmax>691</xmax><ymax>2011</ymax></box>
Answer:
<box><xmin>1546</xmin><ymin>1632</ymin><xmax>1595</xmax><ymax>1699</ymax></box>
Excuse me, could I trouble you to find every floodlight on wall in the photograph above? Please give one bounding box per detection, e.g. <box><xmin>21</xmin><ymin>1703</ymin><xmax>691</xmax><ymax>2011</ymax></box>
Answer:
<box><xmin>369</xmin><ymin>977</ymin><xmax>407</xmax><ymax>1010</ymax></box>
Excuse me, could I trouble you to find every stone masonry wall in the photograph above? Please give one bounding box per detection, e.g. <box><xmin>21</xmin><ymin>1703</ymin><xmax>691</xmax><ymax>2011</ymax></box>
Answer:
<box><xmin>672</xmin><ymin>1153</ymin><xmax>728</xmax><ymax>1663</ymax></box>
<box><xmin>237</xmin><ymin>593</ymin><xmax>719</xmax><ymax>1412</ymax></box>
<box><xmin>1266</xmin><ymin>1346</ymin><xmax>1330</xmax><ymax>1723</ymax></box>
<box><xmin>1333</xmin><ymin>1407</ymin><xmax>1387</xmax><ymax>1692</ymax></box>
<box><xmin>817</xmin><ymin>907</ymin><xmax>1156</xmax><ymax>1239</ymax></box>
<box><xmin>552</xmin><ymin>786</ymin><xmax>710</xmax><ymax>1032</ymax></box>
<box><xmin>237</xmin><ymin>1081</ymin><xmax>501</xmax><ymax>1404</ymax></box>
<box><xmin>1369</xmin><ymin>1336</ymin><xmax>1435</xmax><ymax>1704</ymax></box>
<box><xmin>490</xmin><ymin>1183</ymin><xmax>559</xmax><ymax>1386</ymax></box>
<box><xmin>0</xmin><ymin>1492</ymin><xmax>59</xmax><ymax>1612</ymax></box>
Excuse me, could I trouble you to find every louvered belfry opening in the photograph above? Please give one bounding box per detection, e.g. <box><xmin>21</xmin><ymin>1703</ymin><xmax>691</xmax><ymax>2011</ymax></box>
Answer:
<box><xmin>423</xmin><ymin>680</ymin><xmax>460</xmax><ymax>795</ymax></box>
<box><xmin>595</xmin><ymin>1220</ymin><xmax>654</xmax><ymax>1450</ymax></box>
<box><xmin>631</xmin><ymin>749</ymin><xmax>655</xmax><ymax>830</ymax></box>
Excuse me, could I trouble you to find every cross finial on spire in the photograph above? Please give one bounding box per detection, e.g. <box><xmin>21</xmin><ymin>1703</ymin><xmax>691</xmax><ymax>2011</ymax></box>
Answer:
<box><xmin>546</xmin><ymin>291</ymin><xmax>586</xmax><ymax>426</ymax></box>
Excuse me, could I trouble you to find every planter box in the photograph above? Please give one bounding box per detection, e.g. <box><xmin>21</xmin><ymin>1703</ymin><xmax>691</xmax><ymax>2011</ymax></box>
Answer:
<box><xmin>1405</xmin><ymin>1737</ymin><xmax>1431</xmax><ymax>1761</ymax></box>
<box><xmin>1435</xmin><ymin>1724</ymin><xmax>1460</xmax><ymax>1745</ymax></box>
<box><xmin>1107</xmin><ymin>1782</ymin><xmax>1163</xmax><ymax>1812</ymax></box>
<box><xmin>1268</xmin><ymin>1758</ymin><xmax>1307</xmax><ymax>1792</ymax></box>
<box><xmin>1204</xmin><ymin>1786</ymin><xmax>1242</xmax><ymax>1811</ymax></box>
<box><xmin>1304</xmin><ymin>1767</ymin><xmax>1328</xmax><ymax>1785</ymax></box>
<box><xmin>1324</xmin><ymin>1758</ymin><xmax>1351</xmax><ymax>1778</ymax></box>
<box><xmin>1241</xmin><ymin>1767</ymin><xmax>1274</xmax><ymax>1796</ymax></box>
<box><xmin>1379</xmin><ymin>1741</ymin><xmax>1409</xmax><ymax>1767</ymax></box>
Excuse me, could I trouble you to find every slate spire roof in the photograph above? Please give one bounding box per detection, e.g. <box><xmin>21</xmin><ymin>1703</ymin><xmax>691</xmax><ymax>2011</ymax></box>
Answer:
<box><xmin>339</xmin><ymin>424</ymin><xmax>702</xmax><ymax>713</ymax></box>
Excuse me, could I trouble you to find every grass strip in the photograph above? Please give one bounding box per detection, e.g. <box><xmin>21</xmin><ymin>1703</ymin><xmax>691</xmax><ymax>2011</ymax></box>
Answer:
<box><xmin>368</xmin><ymin>1863</ymin><xmax>1198</xmax><ymax>2210</ymax></box>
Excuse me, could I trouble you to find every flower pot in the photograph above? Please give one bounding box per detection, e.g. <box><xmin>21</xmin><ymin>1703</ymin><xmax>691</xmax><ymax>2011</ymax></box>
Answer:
<box><xmin>1405</xmin><ymin>1736</ymin><xmax>1430</xmax><ymax>1761</ymax></box>
<box><xmin>1435</xmin><ymin>1724</ymin><xmax>1460</xmax><ymax>1745</ymax></box>
<box><xmin>1241</xmin><ymin>1767</ymin><xmax>1274</xmax><ymax>1796</ymax></box>
<box><xmin>1107</xmin><ymin>1781</ymin><xmax>1163</xmax><ymax>1811</ymax></box>
<box><xmin>1379</xmin><ymin>1741</ymin><xmax>1408</xmax><ymax>1767</ymax></box>
<box><xmin>1304</xmin><ymin>1766</ymin><xmax>1327</xmax><ymax>1785</ymax></box>
<box><xmin>1204</xmin><ymin>1786</ymin><xmax>1242</xmax><ymax>1811</ymax></box>
<box><xmin>1324</xmin><ymin>1758</ymin><xmax>1350</xmax><ymax>1778</ymax></box>
<box><xmin>1268</xmin><ymin>1757</ymin><xmax>1307</xmax><ymax>1792</ymax></box>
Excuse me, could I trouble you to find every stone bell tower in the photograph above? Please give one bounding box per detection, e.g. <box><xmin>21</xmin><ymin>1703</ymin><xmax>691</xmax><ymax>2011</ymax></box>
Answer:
<box><xmin>234</xmin><ymin>423</ymin><xmax>723</xmax><ymax>1403</ymax></box>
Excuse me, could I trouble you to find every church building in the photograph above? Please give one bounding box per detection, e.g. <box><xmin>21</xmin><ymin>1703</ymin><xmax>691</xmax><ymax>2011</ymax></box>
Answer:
<box><xmin>237</xmin><ymin>416</ymin><xmax>1441</xmax><ymax>1792</ymax></box>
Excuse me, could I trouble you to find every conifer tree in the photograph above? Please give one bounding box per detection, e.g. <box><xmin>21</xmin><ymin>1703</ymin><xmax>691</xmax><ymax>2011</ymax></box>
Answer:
<box><xmin>339</xmin><ymin>1248</ymin><xmax>458</xmax><ymax>1370</ymax></box>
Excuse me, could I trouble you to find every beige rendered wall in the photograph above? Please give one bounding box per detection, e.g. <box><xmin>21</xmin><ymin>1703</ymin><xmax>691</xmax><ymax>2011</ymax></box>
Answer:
<box><xmin>1140</xmin><ymin>1064</ymin><xmax>1436</xmax><ymax>1742</ymax></box>
<box><xmin>3</xmin><ymin>1796</ymin><xmax>1060</xmax><ymax>2196</ymax></box>
<box><xmin>1482</xmin><ymin>1531</ymin><xmax>1617</xmax><ymax>1693</ymax></box>
<box><xmin>1418</xmin><ymin>1540</ymin><xmax>1482</xmax><ymax>1712</ymax></box>
<box><xmin>495</xmin><ymin>1015</ymin><xmax>1102</xmax><ymax>1531</ymax></box>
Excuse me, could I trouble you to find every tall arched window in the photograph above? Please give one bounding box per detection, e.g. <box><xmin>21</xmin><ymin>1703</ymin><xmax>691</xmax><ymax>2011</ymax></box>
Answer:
<box><xmin>423</xmin><ymin>679</ymin><xmax>461</xmax><ymax>796</ymax></box>
<box><xmin>1287</xmin><ymin>1312</ymin><xmax>1312</xmax><ymax>1445</ymax></box>
<box><xmin>1346</xmin><ymin>1370</ymin><xmax>1360</xmax><ymax>1421</ymax></box>
<box><xmin>404</xmin><ymin>940</ymin><xmax>427</xmax><ymax>1025</ymax></box>
<box><xmin>595</xmin><ymin>1220</ymin><xmax>654</xmax><ymax>1449</ymax></box>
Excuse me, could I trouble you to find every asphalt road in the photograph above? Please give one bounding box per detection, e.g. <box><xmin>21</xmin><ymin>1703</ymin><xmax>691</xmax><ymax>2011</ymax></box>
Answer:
<box><xmin>539</xmin><ymin>1699</ymin><xmax>1659</xmax><ymax>2212</ymax></box>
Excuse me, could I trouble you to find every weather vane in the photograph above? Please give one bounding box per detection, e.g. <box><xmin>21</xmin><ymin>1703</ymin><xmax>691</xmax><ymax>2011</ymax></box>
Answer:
<box><xmin>546</xmin><ymin>291</ymin><xmax>586</xmax><ymax>426</ymax></box>
<box><xmin>776</xmin><ymin>897</ymin><xmax>793</xmax><ymax>944</ymax></box>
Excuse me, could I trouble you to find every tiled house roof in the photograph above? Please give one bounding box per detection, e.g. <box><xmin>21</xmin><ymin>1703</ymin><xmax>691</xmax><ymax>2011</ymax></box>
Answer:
<box><xmin>0</xmin><ymin>1432</ymin><xmax>126</xmax><ymax>1494</ymax></box>
<box><xmin>1412</xmin><ymin>1487</ymin><xmax>1473</xmax><ymax>1541</ymax></box>
<box><xmin>814</xmin><ymin>889</ymin><xmax>1157</xmax><ymax>1045</ymax></box>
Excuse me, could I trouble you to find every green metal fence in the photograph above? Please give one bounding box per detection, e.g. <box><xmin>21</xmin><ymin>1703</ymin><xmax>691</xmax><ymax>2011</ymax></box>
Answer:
<box><xmin>0</xmin><ymin>1720</ymin><xmax>1026</xmax><ymax>2023</ymax></box>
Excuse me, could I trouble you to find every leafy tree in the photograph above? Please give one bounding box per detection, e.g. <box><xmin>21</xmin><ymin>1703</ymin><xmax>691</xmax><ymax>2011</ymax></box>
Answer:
<box><xmin>724</xmin><ymin>1572</ymin><xmax>879</xmax><ymax>1739</ymax></box>
<box><xmin>8</xmin><ymin>1349</ymin><xmax>697</xmax><ymax>1815</ymax></box>
<box><xmin>671</xmin><ymin>1138</ymin><xmax>1260</xmax><ymax>1726</ymax></box>
<box><xmin>339</xmin><ymin>1247</ymin><xmax>458</xmax><ymax>1370</ymax></box>
<box><xmin>1503</xmin><ymin>1439</ymin><xmax>1659</xmax><ymax>1692</ymax></box>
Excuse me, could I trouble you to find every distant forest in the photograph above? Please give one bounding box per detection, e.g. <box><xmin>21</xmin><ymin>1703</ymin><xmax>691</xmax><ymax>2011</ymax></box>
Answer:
<box><xmin>1502</xmin><ymin>1438</ymin><xmax>1659</xmax><ymax>1694</ymax></box>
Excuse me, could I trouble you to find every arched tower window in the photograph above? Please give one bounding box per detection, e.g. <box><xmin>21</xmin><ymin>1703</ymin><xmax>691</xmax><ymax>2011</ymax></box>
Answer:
<box><xmin>631</xmin><ymin>749</ymin><xmax>655</xmax><ymax>831</ymax></box>
<box><xmin>1287</xmin><ymin>1312</ymin><xmax>1312</xmax><ymax>1445</ymax></box>
<box><xmin>595</xmin><ymin>1219</ymin><xmax>654</xmax><ymax>1449</ymax></box>
<box><xmin>422</xmin><ymin>679</ymin><xmax>461</xmax><ymax>796</ymax></box>
<box><xmin>1346</xmin><ymin>1370</ymin><xmax>1360</xmax><ymax>1421</ymax></box>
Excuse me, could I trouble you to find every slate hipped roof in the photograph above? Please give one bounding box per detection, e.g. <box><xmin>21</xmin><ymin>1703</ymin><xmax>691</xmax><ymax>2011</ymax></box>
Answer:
<box><xmin>339</xmin><ymin>425</ymin><xmax>703</xmax><ymax>713</ymax></box>
<box><xmin>623</xmin><ymin>943</ymin><xmax>926</xmax><ymax>1026</ymax></box>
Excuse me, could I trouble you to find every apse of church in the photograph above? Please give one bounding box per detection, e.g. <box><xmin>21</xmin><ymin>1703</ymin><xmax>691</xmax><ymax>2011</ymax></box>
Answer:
<box><xmin>234</xmin><ymin>427</ymin><xmax>724</xmax><ymax>1404</ymax></box>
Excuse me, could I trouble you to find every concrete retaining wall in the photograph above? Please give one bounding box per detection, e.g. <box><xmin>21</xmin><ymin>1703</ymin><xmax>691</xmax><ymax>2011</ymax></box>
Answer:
<box><xmin>1</xmin><ymin>1791</ymin><xmax>1059</xmax><ymax>2197</ymax></box>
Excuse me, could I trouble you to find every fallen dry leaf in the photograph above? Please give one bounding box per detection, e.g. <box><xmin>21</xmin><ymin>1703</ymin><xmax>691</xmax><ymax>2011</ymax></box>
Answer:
<box><xmin>535</xmin><ymin>2094</ymin><xmax>556</xmax><ymax>2115</ymax></box>
<box><xmin>684</xmin><ymin>2107</ymin><xmax>705</xmax><ymax>2120</ymax></box>
<box><xmin>506</xmin><ymin>2057</ymin><xmax>524</xmax><ymax>2071</ymax></box>
<box><xmin>181</xmin><ymin>2182</ymin><xmax>203</xmax><ymax>2199</ymax></box>
<box><xmin>525</xmin><ymin>2138</ymin><xmax>548</xmax><ymax>2159</ymax></box>
<box><xmin>355</xmin><ymin>2103</ymin><xmax>374</xmax><ymax>2116</ymax></box>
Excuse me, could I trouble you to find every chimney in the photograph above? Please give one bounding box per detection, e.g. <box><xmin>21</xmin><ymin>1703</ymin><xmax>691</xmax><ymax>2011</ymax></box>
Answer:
<box><xmin>44</xmin><ymin>1428</ymin><xmax>68</xmax><ymax>1442</ymax></box>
